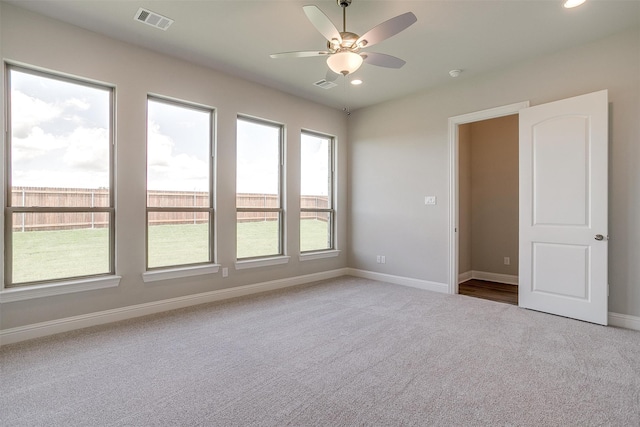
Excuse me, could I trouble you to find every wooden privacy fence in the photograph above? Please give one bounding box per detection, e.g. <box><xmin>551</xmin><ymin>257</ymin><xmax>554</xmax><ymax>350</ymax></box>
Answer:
<box><xmin>11</xmin><ymin>187</ymin><xmax>329</xmax><ymax>231</ymax></box>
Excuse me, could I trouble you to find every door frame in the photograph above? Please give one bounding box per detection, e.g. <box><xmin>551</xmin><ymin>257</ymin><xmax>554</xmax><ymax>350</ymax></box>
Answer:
<box><xmin>447</xmin><ymin>101</ymin><xmax>530</xmax><ymax>295</ymax></box>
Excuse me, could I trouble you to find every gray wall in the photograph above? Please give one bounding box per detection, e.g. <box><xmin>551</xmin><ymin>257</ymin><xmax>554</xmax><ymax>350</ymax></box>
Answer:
<box><xmin>348</xmin><ymin>27</ymin><xmax>640</xmax><ymax>317</ymax></box>
<box><xmin>0</xmin><ymin>4</ymin><xmax>348</xmax><ymax>330</ymax></box>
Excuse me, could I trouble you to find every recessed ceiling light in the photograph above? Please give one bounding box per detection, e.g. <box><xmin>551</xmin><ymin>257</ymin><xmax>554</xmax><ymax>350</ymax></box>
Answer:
<box><xmin>351</xmin><ymin>79</ymin><xmax>363</xmax><ymax>86</ymax></box>
<box><xmin>563</xmin><ymin>0</ymin><xmax>586</xmax><ymax>8</ymax></box>
<box><xmin>449</xmin><ymin>69</ymin><xmax>462</xmax><ymax>78</ymax></box>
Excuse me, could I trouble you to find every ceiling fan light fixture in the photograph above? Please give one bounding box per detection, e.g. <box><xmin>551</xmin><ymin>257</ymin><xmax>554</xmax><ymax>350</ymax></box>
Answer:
<box><xmin>327</xmin><ymin>51</ymin><xmax>363</xmax><ymax>76</ymax></box>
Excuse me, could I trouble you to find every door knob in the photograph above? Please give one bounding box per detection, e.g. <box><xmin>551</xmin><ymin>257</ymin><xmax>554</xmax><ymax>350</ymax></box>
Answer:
<box><xmin>595</xmin><ymin>234</ymin><xmax>605</xmax><ymax>241</ymax></box>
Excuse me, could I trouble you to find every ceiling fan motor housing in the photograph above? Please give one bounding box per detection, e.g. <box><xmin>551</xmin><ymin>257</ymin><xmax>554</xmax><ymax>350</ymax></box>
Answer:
<box><xmin>327</xmin><ymin>32</ymin><xmax>361</xmax><ymax>51</ymax></box>
<box><xmin>338</xmin><ymin>0</ymin><xmax>352</xmax><ymax>7</ymax></box>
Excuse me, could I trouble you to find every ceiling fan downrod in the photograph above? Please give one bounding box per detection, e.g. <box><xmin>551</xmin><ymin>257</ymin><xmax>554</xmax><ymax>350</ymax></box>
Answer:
<box><xmin>338</xmin><ymin>0</ymin><xmax>352</xmax><ymax>33</ymax></box>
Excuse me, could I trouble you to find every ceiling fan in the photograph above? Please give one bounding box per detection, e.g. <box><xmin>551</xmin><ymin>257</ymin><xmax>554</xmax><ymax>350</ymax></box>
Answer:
<box><xmin>270</xmin><ymin>0</ymin><xmax>417</xmax><ymax>79</ymax></box>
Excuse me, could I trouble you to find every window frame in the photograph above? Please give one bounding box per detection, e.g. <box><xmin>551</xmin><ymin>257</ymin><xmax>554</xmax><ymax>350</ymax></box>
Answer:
<box><xmin>300</xmin><ymin>130</ymin><xmax>335</xmax><ymax>254</ymax></box>
<box><xmin>235</xmin><ymin>115</ymin><xmax>285</xmax><ymax>261</ymax></box>
<box><xmin>145</xmin><ymin>95</ymin><xmax>215</xmax><ymax>271</ymax></box>
<box><xmin>4</xmin><ymin>64</ymin><xmax>116</xmax><ymax>288</ymax></box>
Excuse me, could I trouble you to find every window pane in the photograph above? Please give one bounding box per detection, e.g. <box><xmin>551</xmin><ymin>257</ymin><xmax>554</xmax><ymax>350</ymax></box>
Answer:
<box><xmin>300</xmin><ymin>213</ymin><xmax>331</xmax><ymax>252</ymax></box>
<box><xmin>236</xmin><ymin>117</ymin><xmax>283</xmax><ymax>260</ymax></box>
<box><xmin>147</xmin><ymin>99</ymin><xmax>210</xmax><ymax>204</ymax></box>
<box><xmin>11</xmin><ymin>212</ymin><xmax>110</xmax><ymax>284</ymax></box>
<box><xmin>301</xmin><ymin>133</ymin><xmax>330</xmax><ymax>200</ymax></box>
<box><xmin>9</xmin><ymin>69</ymin><xmax>111</xmax><ymax>207</ymax></box>
<box><xmin>147</xmin><ymin>212</ymin><xmax>210</xmax><ymax>268</ymax></box>
<box><xmin>236</xmin><ymin>118</ymin><xmax>281</xmax><ymax>208</ymax></box>
<box><xmin>237</xmin><ymin>213</ymin><xmax>281</xmax><ymax>258</ymax></box>
<box><xmin>300</xmin><ymin>132</ymin><xmax>333</xmax><ymax>252</ymax></box>
<box><xmin>6</xmin><ymin>66</ymin><xmax>114</xmax><ymax>287</ymax></box>
<box><xmin>146</xmin><ymin>98</ymin><xmax>212</xmax><ymax>269</ymax></box>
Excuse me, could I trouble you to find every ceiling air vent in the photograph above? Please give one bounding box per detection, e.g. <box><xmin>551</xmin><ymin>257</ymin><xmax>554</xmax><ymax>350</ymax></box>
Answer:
<box><xmin>313</xmin><ymin>79</ymin><xmax>338</xmax><ymax>90</ymax></box>
<box><xmin>134</xmin><ymin>8</ymin><xmax>173</xmax><ymax>31</ymax></box>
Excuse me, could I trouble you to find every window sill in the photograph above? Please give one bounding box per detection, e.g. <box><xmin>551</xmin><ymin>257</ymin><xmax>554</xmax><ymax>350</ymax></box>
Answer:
<box><xmin>0</xmin><ymin>275</ymin><xmax>121</xmax><ymax>303</ymax></box>
<box><xmin>142</xmin><ymin>264</ymin><xmax>220</xmax><ymax>283</ymax></box>
<box><xmin>235</xmin><ymin>256</ymin><xmax>291</xmax><ymax>270</ymax></box>
<box><xmin>299</xmin><ymin>249</ymin><xmax>341</xmax><ymax>262</ymax></box>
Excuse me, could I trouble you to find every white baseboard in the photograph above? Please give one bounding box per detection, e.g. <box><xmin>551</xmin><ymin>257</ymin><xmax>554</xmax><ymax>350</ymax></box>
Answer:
<box><xmin>459</xmin><ymin>270</ymin><xmax>519</xmax><ymax>286</ymax></box>
<box><xmin>458</xmin><ymin>271</ymin><xmax>473</xmax><ymax>283</ymax></box>
<box><xmin>0</xmin><ymin>268</ymin><xmax>348</xmax><ymax>346</ymax></box>
<box><xmin>347</xmin><ymin>268</ymin><xmax>449</xmax><ymax>294</ymax></box>
<box><xmin>608</xmin><ymin>312</ymin><xmax>640</xmax><ymax>331</ymax></box>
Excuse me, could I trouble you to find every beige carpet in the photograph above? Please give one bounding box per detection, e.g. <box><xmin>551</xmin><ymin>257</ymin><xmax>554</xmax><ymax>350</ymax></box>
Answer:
<box><xmin>1</xmin><ymin>276</ymin><xmax>639</xmax><ymax>426</ymax></box>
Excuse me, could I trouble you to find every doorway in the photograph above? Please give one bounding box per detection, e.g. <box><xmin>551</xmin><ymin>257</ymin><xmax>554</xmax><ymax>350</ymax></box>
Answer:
<box><xmin>458</xmin><ymin>115</ymin><xmax>519</xmax><ymax>304</ymax></box>
<box><xmin>448</xmin><ymin>102</ymin><xmax>530</xmax><ymax>302</ymax></box>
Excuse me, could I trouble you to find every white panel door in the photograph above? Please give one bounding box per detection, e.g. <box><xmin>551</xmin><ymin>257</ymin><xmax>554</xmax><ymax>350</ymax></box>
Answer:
<box><xmin>519</xmin><ymin>90</ymin><xmax>608</xmax><ymax>325</ymax></box>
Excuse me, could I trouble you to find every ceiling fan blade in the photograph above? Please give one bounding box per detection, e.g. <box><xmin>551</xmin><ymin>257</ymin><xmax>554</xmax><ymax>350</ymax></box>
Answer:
<box><xmin>270</xmin><ymin>51</ymin><xmax>330</xmax><ymax>59</ymax></box>
<box><xmin>356</xmin><ymin>12</ymin><xmax>417</xmax><ymax>48</ymax></box>
<box><xmin>303</xmin><ymin>5</ymin><xmax>342</xmax><ymax>44</ymax></box>
<box><xmin>361</xmin><ymin>52</ymin><xmax>406</xmax><ymax>69</ymax></box>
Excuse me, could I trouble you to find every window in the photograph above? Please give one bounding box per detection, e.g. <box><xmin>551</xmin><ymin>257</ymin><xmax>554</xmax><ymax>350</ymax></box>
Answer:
<box><xmin>146</xmin><ymin>97</ymin><xmax>213</xmax><ymax>269</ymax></box>
<box><xmin>300</xmin><ymin>131</ymin><xmax>334</xmax><ymax>252</ymax></box>
<box><xmin>5</xmin><ymin>65</ymin><xmax>114</xmax><ymax>286</ymax></box>
<box><xmin>236</xmin><ymin>117</ymin><xmax>283</xmax><ymax>259</ymax></box>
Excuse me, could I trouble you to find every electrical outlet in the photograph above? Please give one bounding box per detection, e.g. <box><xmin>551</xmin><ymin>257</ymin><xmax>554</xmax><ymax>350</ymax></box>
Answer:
<box><xmin>504</xmin><ymin>257</ymin><xmax>510</xmax><ymax>266</ymax></box>
<box><xmin>424</xmin><ymin>196</ymin><xmax>437</xmax><ymax>205</ymax></box>
<box><xmin>381</xmin><ymin>255</ymin><xmax>386</xmax><ymax>264</ymax></box>
<box><xmin>222</xmin><ymin>267</ymin><xmax>228</xmax><ymax>277</ymax></box>
<box><xmin>376</xmin><ymin>255</ymin><xmax>381</xmax><ymax>263</ymax></box>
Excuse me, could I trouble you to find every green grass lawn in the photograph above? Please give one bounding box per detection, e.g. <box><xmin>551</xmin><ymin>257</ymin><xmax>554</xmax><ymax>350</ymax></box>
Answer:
<box><xmin>11</xmin><ymin>219</ymin><xmax>330</xmax><ymax>284</ymax></box>
<box><xmin>12</xmin><ymin>228</ymin><xmax>110</xmax><ymax>284</ymax></box>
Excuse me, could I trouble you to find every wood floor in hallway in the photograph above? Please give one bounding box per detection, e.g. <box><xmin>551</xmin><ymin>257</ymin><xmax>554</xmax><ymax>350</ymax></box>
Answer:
<box><xmin>459</xmin><ymin>279</ymin><xmax>518</xmax><ymax>305</ymax></box>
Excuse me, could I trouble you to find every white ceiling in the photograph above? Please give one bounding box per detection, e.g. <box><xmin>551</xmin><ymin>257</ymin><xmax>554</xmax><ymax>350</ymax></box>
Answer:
<box><xmin>5</xmin><ymin>0</ymin><xmax>640</xmax><ymax>111</ymax></box>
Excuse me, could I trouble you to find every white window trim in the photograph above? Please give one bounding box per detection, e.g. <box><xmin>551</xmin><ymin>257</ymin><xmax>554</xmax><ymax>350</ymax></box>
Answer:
<box><xmin>142</xmin><ymin>264</ymin><xmax>220</xmax><ymax>283</ymax></box>
<box><xmin>0</xmin><ymin>275</ymin><xmax>121</xmax><ymax>303</ymax></box>
<box><xmin>235</xmin><ymin>256</ymin><xmax>290</xmax><ymax>270</ymax></box>
<box><xmin>299</xmin><ymin>249</ymin><xmax>341</xmax><ymax>262</ymax></box>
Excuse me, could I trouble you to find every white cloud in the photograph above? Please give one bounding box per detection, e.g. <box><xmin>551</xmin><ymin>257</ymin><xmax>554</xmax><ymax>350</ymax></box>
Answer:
<box><xmin>12</xmin><ymin>127</ymin><xmax>66</xmax><ymax>162</ymax></box>
<box><xmin>147</xmin><ymin>122</ymin><xmax>209</xmax><ymax>191</ymax></box>
<box><xmin>63</xmin><ymin>127</ymin><xmax>110</xmax><ymax>171</ymax></box>
<box><xmin>147</xmin><ymin>122</ymin><xmax>174</xmax><ymax>168</ymax></box>
<box><xmin>11</xmin><ymin>90</ymin><xmax>62</xmax><ymax>138</ymax></box>
<box><xmin>237</xmin><ymin>157</ymin><xmax>279</xmax><ymax>194</ymax></box>
<box><xmin>12</xmin><ymin>125</ymin><xmax>110</xmax><ymax>188</ymax></box>
<box><xmin>63</xmin><ymin>98</ymin><xmax>91</xmax><ymax>110</ymax></box>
